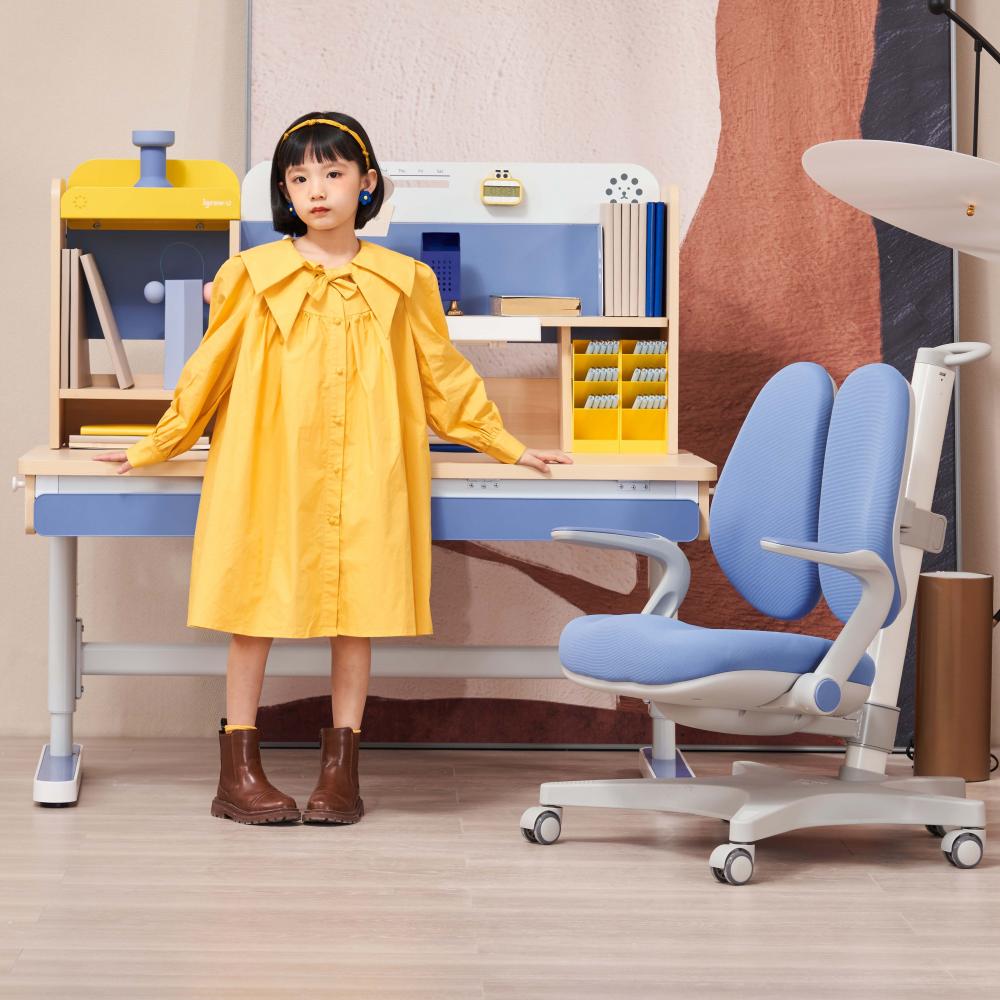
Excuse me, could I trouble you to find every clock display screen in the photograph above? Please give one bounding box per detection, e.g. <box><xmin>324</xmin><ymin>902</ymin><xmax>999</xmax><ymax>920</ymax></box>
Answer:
<box><xmin>483</xmin><ymin>184</ymin><xmax>519</xmax><ymax>197</ymax></box>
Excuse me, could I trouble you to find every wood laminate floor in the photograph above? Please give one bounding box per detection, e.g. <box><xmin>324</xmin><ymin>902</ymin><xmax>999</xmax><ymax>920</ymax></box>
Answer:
<box><xmin>0</xmin><ymin>739</ymin><xmax>996</xmax><ymax>999</ymax></box>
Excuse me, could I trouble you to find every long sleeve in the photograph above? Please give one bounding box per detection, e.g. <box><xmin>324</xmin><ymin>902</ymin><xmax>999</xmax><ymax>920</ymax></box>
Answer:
<box><xmin>405</xmin><ymin>260</ymin><xmax>528</xmax><ymax>465</ymax></box>
<box><xmin>126</xmin><ymin>256</ymin><xmax>252</xmax><ymax>469</ymax></box>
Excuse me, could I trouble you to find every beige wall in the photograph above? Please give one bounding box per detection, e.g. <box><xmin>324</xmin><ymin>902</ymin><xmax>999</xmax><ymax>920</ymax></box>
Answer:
<box><xmin>1</xmin><ymin>0</ymin><xmax>248</xmax><ymax>737</ymax></box>
<box><xmin>1</xmin><ymin>2</ymin><xmax>996</xmax><ymax>749</ymax></box>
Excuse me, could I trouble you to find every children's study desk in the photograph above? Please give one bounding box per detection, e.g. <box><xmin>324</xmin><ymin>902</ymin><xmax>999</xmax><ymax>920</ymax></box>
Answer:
<box><xmin>16</xmin><ymin>156</ymin><xmax>716</xmax><ymax>803</ymax></box>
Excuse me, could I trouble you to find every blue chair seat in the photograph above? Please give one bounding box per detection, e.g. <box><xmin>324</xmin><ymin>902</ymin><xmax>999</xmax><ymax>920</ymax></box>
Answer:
<box><xmin>559</xmin><ymin>614</ymin><xmax>876</xmax><ymax>688</ymax></box>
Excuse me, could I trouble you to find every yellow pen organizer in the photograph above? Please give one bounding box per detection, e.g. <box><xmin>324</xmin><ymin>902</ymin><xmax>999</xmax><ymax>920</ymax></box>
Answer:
<box><xmin>571</xmin><ymin>339</ymin><xmax>669</xmax><ymax>453</ymax></box>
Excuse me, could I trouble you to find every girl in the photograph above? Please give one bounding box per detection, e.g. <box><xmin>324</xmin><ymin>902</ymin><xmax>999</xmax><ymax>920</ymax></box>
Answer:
<box><xmin>95</xmin><ymin>112</ymin><xmax>572</xmax><ymax>826</ymax></box>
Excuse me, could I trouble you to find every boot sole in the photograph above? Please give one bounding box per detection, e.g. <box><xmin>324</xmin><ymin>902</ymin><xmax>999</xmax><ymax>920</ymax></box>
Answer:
<box><xmin>301</xmin><ymin>800</ymin><xmax>365</xmax><ymax>825</ymax></box>
<box><xmin>211</xmin><ymin>797</ymin><xmax>301</xmax><ymax>825</ymax></box>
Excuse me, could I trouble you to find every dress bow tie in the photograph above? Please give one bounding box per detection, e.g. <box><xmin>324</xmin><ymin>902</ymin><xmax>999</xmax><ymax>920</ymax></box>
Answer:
<box><xmin>305</xmin><ymin>267</ymin><xmax>359</xmax><ymax>303</ymax></box>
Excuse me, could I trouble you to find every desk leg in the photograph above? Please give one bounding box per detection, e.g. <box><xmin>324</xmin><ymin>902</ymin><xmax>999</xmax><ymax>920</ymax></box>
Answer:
<box><xmin>34</xmin><ymin>535</ymin><xmax>83</xmax><ymax>805</ymax></box>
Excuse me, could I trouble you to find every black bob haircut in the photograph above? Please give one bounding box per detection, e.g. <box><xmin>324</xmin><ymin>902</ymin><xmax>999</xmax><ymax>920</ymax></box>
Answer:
<box><xmin>270</xmin><ymin>112</ymin><xmax>385</xmax><ymax>236</ymax></box>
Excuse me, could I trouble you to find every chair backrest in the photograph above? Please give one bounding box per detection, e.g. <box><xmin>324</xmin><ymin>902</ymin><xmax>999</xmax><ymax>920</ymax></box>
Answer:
<box><xmin>817</xmin><ymin>363</ymin><xmax>912</xmax><ymax>626</ymax></box>
<box><xmin>710</xmin><ymin>362</ymin><xmax>835</xmax><ymax>619</ymax></box>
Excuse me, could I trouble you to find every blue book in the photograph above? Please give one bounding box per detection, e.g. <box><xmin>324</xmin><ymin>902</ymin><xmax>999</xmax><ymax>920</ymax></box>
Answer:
<box><xmin>644</xmin><ymin>201</ymin><xmax>655</xmax><ymax>316</ymax></box>
<box><xmin>653</xmin><ymin>202</ymin><xmax>665</xmax><ymax>317</ymax></box>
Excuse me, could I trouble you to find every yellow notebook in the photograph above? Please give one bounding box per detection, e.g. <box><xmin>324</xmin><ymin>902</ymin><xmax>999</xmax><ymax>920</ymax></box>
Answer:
<box><xmin>79</xmin><ymin>424</ymin><xmax>157</xmax><ymax>435</ymax></box>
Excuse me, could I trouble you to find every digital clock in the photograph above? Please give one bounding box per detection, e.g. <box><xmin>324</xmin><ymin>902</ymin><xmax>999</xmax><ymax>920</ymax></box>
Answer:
<box><xmin>480</xmin><ymin>173</ymin><xmax>524</xmax><ymax>206</ymax></box>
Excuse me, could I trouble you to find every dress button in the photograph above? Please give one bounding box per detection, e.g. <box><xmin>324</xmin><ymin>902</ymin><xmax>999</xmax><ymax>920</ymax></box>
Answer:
<box><xmin>336</xmin><ymin>367</ymin><xmax>344</xmax><ymax>375</ymax></box>
<box><xmin>328</xmin><ymin>515</ymin><xmax>339</xmax><ymax>526</ymax></box>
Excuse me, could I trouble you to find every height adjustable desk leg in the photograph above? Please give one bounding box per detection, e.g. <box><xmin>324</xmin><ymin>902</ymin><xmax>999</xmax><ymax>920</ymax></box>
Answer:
<box><xmin>34</xmin><ymin>536</ymin><xmax>83</xmax><ymax>805</ymax></box>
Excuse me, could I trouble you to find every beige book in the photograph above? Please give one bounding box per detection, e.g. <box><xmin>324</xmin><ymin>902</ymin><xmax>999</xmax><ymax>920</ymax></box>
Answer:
<box><xmin>611</xmin><ymin>204</ymin><xmax>621</xmax><ymax>316</ymax></box>
<box><xmin>600</xmin><ymin>202</ymin><xmax>613</xmax><ymax>316</ymax></box>
<box><xmin>489</xmin><ymin>295</ymin><xmax>580</xmax><ymax>316</ymax></box>
<box><xmin>638</xmin><ymin>202</ymin><xmax>648</xmax><ymax>317</ymax></box>
<box><xmin>629</xmin><ymin>202</ymin><xmax>640</xmax><ymax>316</ymax></box>
<box><xmin>80</xmin><ymin>253</ymin><xmax>134</xmax><ymax>389</ymax></box>
<box><xmin>68</xmin><ymin>249</ymin><xmax>91</xmax><ymax>389</ymax></box>
<box><xmin>60</xmin><ymin>249</ymin><xmax>70</xmax><ymax>389</ymax></box>
<box><xmin>619</xmin><ymin>203</ymin><xmax>630</xmax><ymax>318</ymax></box>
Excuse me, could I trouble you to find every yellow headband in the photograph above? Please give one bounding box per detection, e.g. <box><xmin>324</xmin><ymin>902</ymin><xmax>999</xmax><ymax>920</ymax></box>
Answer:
<box><xmin>281</xmin><ymin>118</ymin><xmax>371</xmax><ymax>169</ymax></box>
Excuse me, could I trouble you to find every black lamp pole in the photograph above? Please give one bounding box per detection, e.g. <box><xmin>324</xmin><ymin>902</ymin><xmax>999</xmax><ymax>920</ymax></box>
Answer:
<box><xmin>929</xmin><ymin>1</ymin><xmax>1000</xmax><ymax>156</ymax></box>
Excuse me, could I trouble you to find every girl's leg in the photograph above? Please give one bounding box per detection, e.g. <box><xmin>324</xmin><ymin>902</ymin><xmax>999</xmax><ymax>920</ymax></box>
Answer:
<box><xmin>214</xmin><ymin>633</ymin><xmax>299</xmax><ymax>824</ymax></box>
<box><xmin>225</xmin><ymin>634</ymin><xmax>273</xmax><ymax>725</ymax></box>
<box><xmin>303</xmin><ymin>636</ymin><xmax>370</xmax><ymax>824</ymax></box>
<box><xmin>327</xmin><ymin>635</ymin><xmax>372</xmax><ymax>727</ymax></box>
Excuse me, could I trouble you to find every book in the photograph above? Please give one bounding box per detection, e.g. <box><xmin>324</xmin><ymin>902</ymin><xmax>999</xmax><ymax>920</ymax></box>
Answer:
<box><xmin>80</xmin><ymin>252</ymin><xmax>135</xmax><ymax>389</ymax></box>
<box><xmin>489</xmin><ymin>295</ymin><xmax>581</xmax><ymax>316</ymax></box>
<box><xmin>68</xmin><ymin>248</ymin><xmax>91</xmax><ymax>389</ymax></box>
<box><xmin>611</xmin><ymin>203</ymin><xmax>622</xmax><ymax>316</ymax></box>
<box><xmin>653</xmin><ymin>202</ymin><xmax>665</xmax><ymax>317</ymax></box>
<box><xmin>600</xmin><ymin>202</ymin><xmax>613</xmax><ymax>317</ymax></box>
<box><xmin>60</xmin><ymin>249</ymin><xmax>70</xmax><ymax>388</ymax></box>
<box><xmin>69</xmin><ymin>434</ymin><xmax>209</xmax><ymax>451</ymax></box>
<box><xmin>629</xmin><ymin>202</ymin><xmax>640</xmax><ymax>316</ymax></box>
<box><xmin>619</xmin><ymin>202</ymin><xmax>630</xmax><ymax>318</ymax></box>
<box><xmin>638</xmin><ymin>203</ymin><xmax>647</xmax><ymax>319</ymax></box>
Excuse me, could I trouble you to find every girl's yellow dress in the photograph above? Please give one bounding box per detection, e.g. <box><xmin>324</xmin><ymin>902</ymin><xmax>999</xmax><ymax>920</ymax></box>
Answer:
<box><xmin>125</xmin><ymin>236</ymin><xmax>528</xmax><ymax>638</ymax></box>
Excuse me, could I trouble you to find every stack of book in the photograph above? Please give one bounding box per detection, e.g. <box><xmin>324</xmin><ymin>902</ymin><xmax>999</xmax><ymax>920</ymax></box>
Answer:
<box><xmin>70</xmin><ymin>424</ymin><xmax>209</xmax><ymax>456</ymax></box>
<box><xmin>489</xmin><ymin>295</ymin><xmax>581</xmax><ymax>316</ymax></box>
<box><xmin>599</xmin><ymin>201</ymin><xmax>667</xmax><ymax>317</ymax></box>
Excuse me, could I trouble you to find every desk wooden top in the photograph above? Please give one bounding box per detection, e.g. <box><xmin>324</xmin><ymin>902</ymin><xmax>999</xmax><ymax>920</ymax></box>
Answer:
<box><xmin>17</xmin><ymin>445</ymin><xmax>717</xmax><ymax>482</ymax></box>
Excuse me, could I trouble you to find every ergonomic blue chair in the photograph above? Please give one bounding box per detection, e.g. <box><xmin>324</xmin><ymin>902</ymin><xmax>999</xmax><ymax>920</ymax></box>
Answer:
<box><xmin>520</xmin><ymin>346</ymin><xmax>990</xmax><ymax>884</ymax></box>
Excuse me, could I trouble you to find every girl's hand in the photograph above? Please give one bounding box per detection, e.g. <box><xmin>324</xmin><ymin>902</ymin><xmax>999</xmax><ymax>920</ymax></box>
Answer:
<box><xmin>94</xmin><ymin>451</ymin><xmax>133</xmax><ymax>475</ymax></box>
<box><xmin>516</xmin><ymin>447</ymin><xmax>574</xmax><ymax>474</ymax></box>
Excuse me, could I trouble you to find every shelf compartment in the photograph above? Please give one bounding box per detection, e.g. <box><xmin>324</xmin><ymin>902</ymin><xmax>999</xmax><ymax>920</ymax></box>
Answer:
<box><xmin>622</xmin><ymin>354</ymin><xmax>668</xmax><ymax>381</ymax></box>
<box><xmin>572</xmin><ymin>407</ymin><xmax>619</xmax><ymax>453</ymax></box>
<box><xmin>620</xmin><ymin>407</ymin><xmax>668</xmax><ymax>454</ymax></box>
<box><xmin>622</xmin><ymin>381</ymin><xmax>667</xmax><ymax>408</ymax></box>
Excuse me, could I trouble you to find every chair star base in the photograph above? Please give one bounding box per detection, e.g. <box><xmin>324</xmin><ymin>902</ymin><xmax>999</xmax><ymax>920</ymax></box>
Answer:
<box><xmin>521</xmin><ymin>759</ymin><xmax>986</xmax><ymax>883</ymax></box>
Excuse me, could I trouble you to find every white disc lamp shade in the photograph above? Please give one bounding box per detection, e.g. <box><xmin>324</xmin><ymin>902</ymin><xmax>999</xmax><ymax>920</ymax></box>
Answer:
<box><xmin>802</xmin><ymin>139</ymin><xmax>1000</xmax><ymax>262</ymax></box>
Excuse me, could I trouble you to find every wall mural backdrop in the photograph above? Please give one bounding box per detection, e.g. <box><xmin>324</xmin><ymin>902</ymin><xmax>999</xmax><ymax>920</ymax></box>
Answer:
<box><xmin>248</xmin><ymin>0</ymin><xmax>954</xmax><ymax>748</ymax></box>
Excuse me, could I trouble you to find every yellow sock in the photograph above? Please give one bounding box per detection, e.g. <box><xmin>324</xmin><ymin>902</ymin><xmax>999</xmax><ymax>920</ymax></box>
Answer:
<box><xmin>352</xmin><ymin>728</ymin><xmax>361</xmax><ymax>734</ymax></box>
<box><xmin>224</xmin><ymin>724</ymin><xmax>257</xmax><ymax>734</ymax></box>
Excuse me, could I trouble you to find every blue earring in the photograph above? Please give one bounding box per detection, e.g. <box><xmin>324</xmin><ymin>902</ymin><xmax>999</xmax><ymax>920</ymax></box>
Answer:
<box><xmin>359</xmin><ymin>190</ymin><xmax>372</xmax><ymax>206</ymax></box>
<box><xmin>287</xmin><ymin>201</ymin><xmax>296</xmax><ymax>217</ymax></box>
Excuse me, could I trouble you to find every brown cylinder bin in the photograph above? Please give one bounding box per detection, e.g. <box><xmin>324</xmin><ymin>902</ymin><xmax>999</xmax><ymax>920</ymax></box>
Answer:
<box><xmin>914</xmin><ymin>571</ymin><xmax>993</xmax><ymax>782</ymax></box>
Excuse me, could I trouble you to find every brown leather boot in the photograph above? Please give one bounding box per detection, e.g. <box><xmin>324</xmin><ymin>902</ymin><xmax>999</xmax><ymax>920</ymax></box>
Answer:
<box><xmin>302</xmin><ymin>726</ymin><xmax>365</xmax><ymax>824</ymax></box>
<box><xmin>210</xmin><ymin>727</ymin><xmax>301</xmax><ymax>825</ymax></box>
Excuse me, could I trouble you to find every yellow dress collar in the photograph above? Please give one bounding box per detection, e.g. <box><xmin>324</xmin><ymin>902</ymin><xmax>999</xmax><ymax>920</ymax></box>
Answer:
<box><xmin>239</xmin><ymin>236</ymin><xmax>417</xmax><ymax>343</ymax></box>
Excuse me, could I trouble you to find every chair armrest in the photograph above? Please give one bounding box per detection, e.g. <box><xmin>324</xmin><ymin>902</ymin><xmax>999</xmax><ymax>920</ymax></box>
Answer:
<box><xmin>551</xmin><ymin>526</ymin><xmax>691</xmax><ymax>617</ymax></box>
<box><xmin>760</xmin><ymin>536</ymin><xmax>894</xmax><ymax>715</ymax></box>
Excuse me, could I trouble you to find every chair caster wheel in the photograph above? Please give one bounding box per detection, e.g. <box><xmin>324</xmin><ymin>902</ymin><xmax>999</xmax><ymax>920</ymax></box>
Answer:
<box><xmin>941</xmin><ymin>829</ymin><xmax>984</xmax><ymax>869</ymax></box>
<box><xmin>519</xmin><ymin>806</ymin><xmax>562</xmax><ymax>845</ymax></box>
<box><xmin>709</xmin><ymin>843</ymin><xmax>755</xmax><ymax>885</ymax></box>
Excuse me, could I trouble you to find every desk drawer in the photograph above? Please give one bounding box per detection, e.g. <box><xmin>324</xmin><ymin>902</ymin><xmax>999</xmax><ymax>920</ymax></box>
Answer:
<box><xmin>431</xmin><ymin>497</ymin><xmax>699</xmax><ymax>541</ymax></box>
<box><xmin>34</xmin><ymin>493</ymin><xmax>701</xmax><ymax>542</ymax></box>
